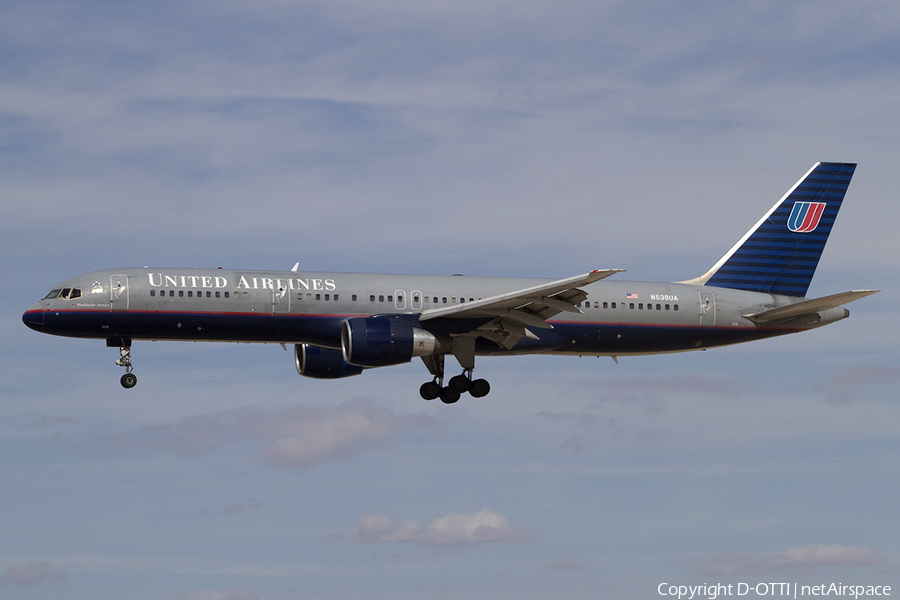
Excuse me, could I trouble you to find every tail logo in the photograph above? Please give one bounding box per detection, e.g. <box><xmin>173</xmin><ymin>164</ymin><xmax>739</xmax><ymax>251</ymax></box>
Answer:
<box><xmin>787</xmin><ymin>201</ymin><xmax>827</xmax><ymax>233</ymax></box>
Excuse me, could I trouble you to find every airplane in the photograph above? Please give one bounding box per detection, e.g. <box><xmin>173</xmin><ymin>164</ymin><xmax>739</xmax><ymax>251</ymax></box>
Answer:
<box><xmin>23</xmin><ymin>162</ymin><xmax>878</xmax><ymax>404</ymax></box>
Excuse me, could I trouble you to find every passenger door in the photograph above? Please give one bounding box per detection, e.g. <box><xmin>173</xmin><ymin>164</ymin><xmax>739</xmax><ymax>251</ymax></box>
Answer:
<box><xmin>110</xmin><ymin>275</ymin><xmax>129</xmax><ymax>310</ymax></box>
<box><xmin>699</xmin><ymin>292</ymin><xmax>716</xmax><ymax>326</ymax></box>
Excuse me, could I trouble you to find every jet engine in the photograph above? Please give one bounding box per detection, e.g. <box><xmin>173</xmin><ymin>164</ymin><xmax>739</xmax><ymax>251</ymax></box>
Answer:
<box><xmin>341</xmin><ymin>317</ymin><xmax>438</xmax><ymax>367</ymax></box>
<box><xmin>295</xmin><ymin>344</ymin><xmax>363</xmax><ymax>379</ymax></box>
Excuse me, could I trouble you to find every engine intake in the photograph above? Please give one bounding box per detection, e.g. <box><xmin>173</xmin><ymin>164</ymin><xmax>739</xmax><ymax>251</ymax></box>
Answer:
<box><xmin>341</xmin><ymin>317</ymin><xmax>438</xmax><ymax>367</ymax></box>
<box><xmin>295</xmin><ymin>344</ymin><xmax>363</xmax><ymax>379</ymax></box>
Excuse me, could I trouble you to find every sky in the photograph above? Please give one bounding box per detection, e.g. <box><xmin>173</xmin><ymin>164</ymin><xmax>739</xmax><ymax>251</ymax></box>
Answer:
<box><xmin>2</xmin><ymin>1</ymin><xmax>899</xmax><ymax>599</ymax></box>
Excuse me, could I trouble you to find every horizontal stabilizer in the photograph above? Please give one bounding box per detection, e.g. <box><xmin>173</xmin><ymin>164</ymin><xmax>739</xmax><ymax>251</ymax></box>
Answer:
<box><xmin>743</xmin><ymin>289</ymin><xmax>879</xmax><ymax>323</ymax></box>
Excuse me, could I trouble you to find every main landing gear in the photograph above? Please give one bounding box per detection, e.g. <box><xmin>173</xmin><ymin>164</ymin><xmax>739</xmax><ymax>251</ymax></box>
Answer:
<box><xmin>110</xmin><ymin>337</ymin><xmax>137</xmax><ymax>388</ymax></box>
<box><xmin>419</xmin><ymin>354</ymin><xmax>490</xmax><ymax>404</ymax></box>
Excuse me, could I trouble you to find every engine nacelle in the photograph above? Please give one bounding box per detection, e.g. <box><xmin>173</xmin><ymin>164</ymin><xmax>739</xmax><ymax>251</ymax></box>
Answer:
<box><xmin>295</xmin><ymin>344</ymin><xmax>363</xmax><ymax>379</ymax></box>
<box><xmin>341</xmin><ymin>317</ymin><xmax>438</xmax><ymax>368</ymax></box>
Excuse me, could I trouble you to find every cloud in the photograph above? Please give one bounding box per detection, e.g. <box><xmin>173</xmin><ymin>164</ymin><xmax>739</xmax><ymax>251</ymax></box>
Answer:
<box><xmin>0</xmin><ymin>562</ymin><xmax>66</xmax><ymax>586</ymax></box>
<box><xmin>348</xmin><ymin>509</ymin><xmax>535</xmax><ymax>545</ymax></box>
<box><xmin>33</xmin><ymin>415</ymin><xmax>81</xmax><ymax>427</ymax></box>
<box><xmin>698</xmin><ymin>544</ymin><xmax>890</xmax><ymax>576</ymax></box>
<box><xmin>815</xmin><ymin>365</ymin><xmax>900</xmax><ymax>404</ymax></box>
<box><xmin>177</xmin><ymin>587</ymin><xmax>258</xmax><ymax>600</ymax></box>
<box><xmin>543</xmin><ymin>557</ymin><xmax>588</xmax><ymax>571</ymax></box>
<box><xmin>108</xmin><ymin>399</ymin><xmax>438</xmax><ymax>469</ymax></box>
<box><xmin>195</xmin><ymin>498</ymin><xmax>262</xmax><ymax>517</ymax></box>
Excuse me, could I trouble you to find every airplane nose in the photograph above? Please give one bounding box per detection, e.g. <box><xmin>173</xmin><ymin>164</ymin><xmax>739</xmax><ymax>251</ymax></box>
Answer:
<box><xmin>22</xmin><ymin>302</ymin><xmax>44</xmax><ymax>330</ymax></box>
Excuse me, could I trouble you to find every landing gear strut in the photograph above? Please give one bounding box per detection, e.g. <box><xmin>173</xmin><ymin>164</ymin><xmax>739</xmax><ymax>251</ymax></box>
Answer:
<box><xmin>419</xmin><ymin>355</ymin><xmax>490</xmax><ymax>404</ymax></box>
<box><xmin>110</xmin><ymin>337</ymin><xmax>137</xmax><ymax>388</ymax></box>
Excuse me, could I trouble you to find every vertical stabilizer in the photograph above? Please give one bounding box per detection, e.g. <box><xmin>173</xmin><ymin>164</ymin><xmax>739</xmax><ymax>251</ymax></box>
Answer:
<box><xmin>692</xmin><ymin>162</ymin><xmax>856</xmax><ymax>297</ymax></box>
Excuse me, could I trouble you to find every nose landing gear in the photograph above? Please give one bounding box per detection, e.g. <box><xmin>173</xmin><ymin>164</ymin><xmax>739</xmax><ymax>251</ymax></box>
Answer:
<box><xmin>109</xmin><ymin>337</ymin><xmax>137</xmax><ymax>388</ymax></box>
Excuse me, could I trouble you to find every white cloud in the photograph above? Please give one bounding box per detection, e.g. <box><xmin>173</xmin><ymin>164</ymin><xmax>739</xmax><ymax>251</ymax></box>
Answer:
<box><xmin>195</xmin><ymin>498</ymin><xmax>262</xmax><ymax>517</ymax></box>
<box><xmin>543</xmin><ymin>557</ymin><xmax>588</xmax><ymax>571</ymax></box>
<box><xmin>107</xmin><ymin>399</ymin><xmax>438</xmax><ymax>469</ymax></box>
<box><xmin>178</xmin><ymin>587</ymin><xmax>258</xmax><ymax>600</ymax></box>
<box><xmin>0</xmin><ymin>562</ymin><xmax>66</xmax><ymax>586</ymax></box>
<box><xmin>349</xmin><ymin>509</ymin><xmax>535</xmax><ymax>545</ymax></box>
<box><xmin>698</xmin><ymin>544</ymin><xmax>890</xmax><ymax>576</ymax></box>
<box><xmin>815</xmin><ymin>365</ymin><xmax>900</xmax><ymax>404</ymax></box>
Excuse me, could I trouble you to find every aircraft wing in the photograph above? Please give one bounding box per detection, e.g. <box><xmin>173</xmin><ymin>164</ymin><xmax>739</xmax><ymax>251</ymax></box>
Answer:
<box><xmin>743</xmin><ymin>289</ymin><xmax>879</xmax><ymax>323</ymax></box>
<box><xmin>419</xmin><ymin>269</ymin><xmax>624</xmax><ymax>348</ymax></box>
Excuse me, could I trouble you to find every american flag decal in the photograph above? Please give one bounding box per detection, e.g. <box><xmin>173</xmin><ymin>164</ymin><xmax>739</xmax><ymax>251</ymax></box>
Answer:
<box><xmin>626</xmin><ymin>293</ymin><xmax>638</xmax><ymax>299</ymax></box>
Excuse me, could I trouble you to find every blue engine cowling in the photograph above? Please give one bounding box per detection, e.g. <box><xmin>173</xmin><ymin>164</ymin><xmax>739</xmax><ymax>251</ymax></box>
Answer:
<box><xmin>295</xmin><ymin>344</ymin><xmax>363</xmax><ymax>379</ymax></box>
<box><xmin>341</xmin><ymin>317</ymin><xmax>438</xmax><ymax>368</ymax></box>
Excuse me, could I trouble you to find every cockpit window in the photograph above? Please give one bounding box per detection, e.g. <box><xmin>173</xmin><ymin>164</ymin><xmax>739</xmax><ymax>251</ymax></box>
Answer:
<box><xmin>44</xmin><ymin>288</ymin><xmax>82</xmax><ymax>300</ymax></box>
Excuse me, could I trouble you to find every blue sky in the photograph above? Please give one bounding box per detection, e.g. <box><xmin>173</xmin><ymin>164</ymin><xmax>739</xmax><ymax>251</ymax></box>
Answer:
<box><xmin>2</xmin><ymin>1</ymin><xmax>899</xmax><ymax>599</ymax></box>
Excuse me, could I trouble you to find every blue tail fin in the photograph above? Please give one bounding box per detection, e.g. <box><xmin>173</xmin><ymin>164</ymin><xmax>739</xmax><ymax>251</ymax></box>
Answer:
<box><xmin>697</xmin><ymin>162</ymin><xmax>856</xmax><ymax>297</ymax></box>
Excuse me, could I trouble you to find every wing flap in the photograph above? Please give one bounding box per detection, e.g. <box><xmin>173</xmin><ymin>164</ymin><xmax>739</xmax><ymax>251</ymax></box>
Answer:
<box><xmin>419</xmin><ymin>269</ymin><xmax>623</xmax><ymax>322</ymax></box>
<box><xmin>743</xmin><ymin>289</ymin><xmax>879</xmax><ymax>323</ymax></box>
<box><xmin>419</xmin><ymin>269</ymin><xmax>623</xmax><ymax>349</ymax></box>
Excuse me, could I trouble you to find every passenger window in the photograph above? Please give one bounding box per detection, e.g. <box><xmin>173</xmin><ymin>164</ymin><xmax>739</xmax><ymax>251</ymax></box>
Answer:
<box><xmin>610</xmin><ymin>302</ymin><xmax>616</xmax><ymax>309</ymax></box>
<box><xmin>674</xmin><ymin>305</ymin><xmax>679</xmax><ymax>311</ymax></box>
<box><xmin>665</xmin><ymin>304</ymin><xmax>669</xmax><ymax>310</ymax></box>
<box><xmin>324</xmin><ymin>294</ymin><xmax>329</xmax><ymax>301</ymax></box>
<box><xmin>656</xmin><ymin>304</ymin><xmax>661</xmax><ymax>310</ymax></box>
<box><xmin>188</xmin><ymin>291</ymin><xmax>193</xmax><ymax>297</ymax></box>
<box><xmin>602</xmin><ymin>302</ymin><xmax>608</xmax><ymax>309</ymax></box>
<box><xmin>179</xmin><ymin>291</ymin><xmax>184</xmax><ymax>297</ymax></box>
<box><xmin>387</xmin><ymin>295</ymin><xmax>393</xmax><ymax>302</ymax></box>
<box><xmin>150</xmin><ymin>290</ymin><xmax>156</xmax><ymax>297</ymax></box>
<box><xmin>225</xmin><ymin>292</ymin><xmax>229</xmax><ymax>298</ymax></box>
<box><xmin>442</xmin><ymin>297</ymin><xmax>447</xmax><ymax>304</ymax></box>
<box><xmin>638</xmin><ymin>303</ymin><xmax>643</xmax><ymax>309</ymax></box>
<box><xmin>215</xmin><ymin>291</ymin><xmax>220</xmax><ymax>298</ymax></box>
<box><xmin>352</xmin><ymin>295</ymin><xmax>357</xmax><ymax>301</ymax></box>
<box><xmin>370</xmin><ymin>295</ymin><xmax>375</xmax><ymax>302</ymax></box>
<box><xmin>206</xmin><ymin>291</ymin><xmax>211</xmax><ymax>298</ymax></box>
<box><xmin>316</xmin><ymin>294</ymin><xmax>321</xmax><ymax>300</ymax></box>
<box><xmin>629</xmin><ymin>303</ymin><xmax>634</xmax><ymax>309</ymax></box>
<box><xmin>242</xmin><ymin>291</ymin><xmax>248</xmax><ymax>299</ymax></box>
<box><xmin>379</xmin><ymin>295</ymin><xmax>384</xmax><ymax>302</ymax></box>
<box><xmin>334</xmin><ymin>294</ymin><xmax>339</xmax><ymax>301</ymax></box>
